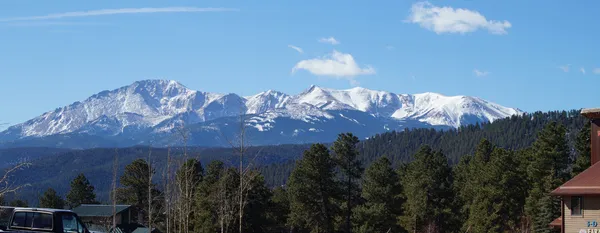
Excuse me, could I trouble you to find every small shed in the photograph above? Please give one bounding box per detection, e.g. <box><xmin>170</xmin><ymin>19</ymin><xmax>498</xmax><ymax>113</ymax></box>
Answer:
<box><xmin>131</xmin><ymin>227</ymin><xmax>161</xmax><ymax>233</ymax></box>
<box><xmin>72</xmin><ymin>204</ymin><xmax>133</xmax><ymax>228</ymax></box>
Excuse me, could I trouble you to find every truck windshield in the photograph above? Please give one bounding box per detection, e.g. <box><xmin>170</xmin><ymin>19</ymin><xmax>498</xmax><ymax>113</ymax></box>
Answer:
<box><xmin>60</xmin><ymin>213</ymin><xmax>84</xmax><ymax>233</ymax></box>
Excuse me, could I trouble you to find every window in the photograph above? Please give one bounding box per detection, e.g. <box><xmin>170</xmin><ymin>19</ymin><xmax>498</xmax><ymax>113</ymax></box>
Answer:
<box><xmin>61</xmin><ymin>213</ymin><xmax>86</xmax><ymax>233</ymax></box>
<box><xmin>10</xmin><ymin>211</ymin><xmax>52</xmax><ymax>231</ymax></box>
<box><xmin>11</xmin><ymin>212</ymin><xmax>33</xmax><ymax>229</ymax></box>
<box><xmin>572</xmin><ymin>196</ymin><xmax>583</xmax><ymax>216</ymax></box>
<box><xmin>32</xmin><ymin>213</ymin><xmax>53</xmax><ymax>230</ymax></box>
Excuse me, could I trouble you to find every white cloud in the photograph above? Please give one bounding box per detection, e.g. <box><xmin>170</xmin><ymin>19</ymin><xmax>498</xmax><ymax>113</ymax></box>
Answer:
<box><xmin>288</xmin><ymin>45</ymin><xmax>304</xmax><ymax>54</ymax></box>
<box><xmin>581</xmin><ymin>67</ymin><xmax>586</xmax><ymax>74</ymax></box>
<box><xmin>292</xmin><ymin>50</ymin><xmax>375</xmax><ymax>83</ymax></box>
<box><xmin>0</xmin><ymin>7</ymin><xmax>237</xmax><ymax>22</ymax></box>
<box><xmin>386</xmin><ymin>45</ymin><xmax>395</xmax><ymax>50</ymax></box>
<box><xmin>559</xmin><ymin>64</ymin><xmax>570</xmax><ymax>72</ymax></box>
<box><xmin>318</xmin><ymin>37</ymin><xmax>340</xmax><ymax>45</ymax></box>
<box><xmin>473</xmin><ymin>69</ymin><xmax>490</xmax><ymax>77</ymax></box>
<box><xmin>593</xmin><ymin>68</ymin><xmax>600</xmax><ymax>75</ymax></box>
<box><xmin>406</xmin><ymin>1</ymin><xmax>511</xmax><ymax>35</ymax></box>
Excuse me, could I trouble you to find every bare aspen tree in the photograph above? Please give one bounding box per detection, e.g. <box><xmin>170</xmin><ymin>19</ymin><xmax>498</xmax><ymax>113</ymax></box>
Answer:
<box><xmin>165</xmin><ymin>146</ymin><xmax>171</xmax><ymax>233</ymax></box>
<box><xmin>0</xmin><ymin>160</ymin><xmax>31</xmax><ymax>198</ymax></box>
<box><xmin>148</xmin><ymin>147</ymin><xmax>153</xmax><ymax>233</ymax></box>
<box><xmin>112</xmin><ymin>149</ymin><xmax>118</xmax><ymax>231</ymax></box>
<box><xmin>222</xmin><ymin>110</ymin><xmax>264</xmax><ymax>233</ymax></box>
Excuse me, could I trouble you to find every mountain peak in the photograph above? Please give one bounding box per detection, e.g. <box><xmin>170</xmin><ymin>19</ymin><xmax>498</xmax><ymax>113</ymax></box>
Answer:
<box><xmin>1</xmin><ymin>81</ymin><xmax>523</xmax><ymax>140</ymax></box>
<box><xmin>132</xmin><ymin>79</ymin><xmax>188</xmax><ymax>89</ymax></box>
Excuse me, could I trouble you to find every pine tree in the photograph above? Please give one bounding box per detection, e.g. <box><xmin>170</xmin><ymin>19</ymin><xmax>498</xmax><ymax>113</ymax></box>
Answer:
<box><xmin>194</xmin><ymin>160</ymin><xmax>224</xmax><ymax>233</ymax></box>
<box><xmin>572</xmin><ymin>121</ymin><xmax>591</xmax><ymax>176</ymax></box>
<box><xmin>9</xmin><ymin>199</ymin><xmax>28</xmax><ymax>207</ymax></box>
<box><xmin>118</xmin><ymin>159</ymin><xmax>159</xmax><ymax>225</ymax></box>
<box><xmin>240</xmin><ymin>172</ymin><xmax>272</xmax><ymax>233</ymax></box>
<box><xmin>288</xmin><ymin>143</ymin><xmax>339</xmax><ymax>233</ymax></box>
<box><xmin>66</xmin><ymin>173</ymin><xmax>97</xmax><ymax>208</ymax></box>
<box><xmin>464</xmin><ymin>148</ymin><xmax>527</xmax><ymax>232</ymax></box>
<box><xmin>39</xmin><ymin>188</ymin><xmax>65</xmax><ymax>209</ymax></box>
<box><xmin>331</xmin><ymin>133</ymin><xmax>363</xmax><ymax>233</ymax></box>
<box><xmin>399</xmin><ymin>145</ymin><xmax>454</xmax><ymax>233</ymax></box>
<box><xmin>354</xmin><ymin>156</ymin><xmax>404</xmax><ymax>233</ymax></box>
<box><xmin>266</xmin><ymin>186</ymin><xmax>290</xmax><ymax>232</ymax></box>
<box><xmin>452</xmin><ymin>155</ymin><xmax>471</xmax><ymax>231</ymax></box>
<box><xmin>525</xmin><ymin>122</ymin><xmax>570</xmax><ymax>233</ymax></box>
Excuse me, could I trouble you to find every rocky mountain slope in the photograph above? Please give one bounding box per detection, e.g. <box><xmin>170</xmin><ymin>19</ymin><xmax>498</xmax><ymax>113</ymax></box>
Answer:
<box><xmin>0</xmin><ymin>80</ymin><xmax>523</xmax><ymax>148</ymax></box>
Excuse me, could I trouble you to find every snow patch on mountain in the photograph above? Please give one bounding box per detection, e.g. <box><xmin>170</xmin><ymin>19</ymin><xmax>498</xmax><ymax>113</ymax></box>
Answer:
<box><xmin>1</xmin><ymin>80</ymin><xmax>523</xmax><ymax>141</ymax></box>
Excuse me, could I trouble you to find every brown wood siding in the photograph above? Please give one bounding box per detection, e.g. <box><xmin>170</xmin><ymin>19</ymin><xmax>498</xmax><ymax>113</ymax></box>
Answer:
<box><xmin>564</xmin><ymin>196</ymin><xmax>600</xmax><ymax>233</ymax></box>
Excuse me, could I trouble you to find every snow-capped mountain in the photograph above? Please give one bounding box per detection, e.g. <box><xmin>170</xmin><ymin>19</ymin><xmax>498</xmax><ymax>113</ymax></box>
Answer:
<box><xmin>0</xmin><ymin>80</ymin><xmax>523</xmax><ymax>148</ymax></box>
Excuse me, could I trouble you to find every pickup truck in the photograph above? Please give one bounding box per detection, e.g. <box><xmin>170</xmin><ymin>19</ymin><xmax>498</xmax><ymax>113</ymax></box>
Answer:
<box><xmin>0</xmin><ymin>207</ymin><xmax>90</xmax><ymax>233</ymax></box>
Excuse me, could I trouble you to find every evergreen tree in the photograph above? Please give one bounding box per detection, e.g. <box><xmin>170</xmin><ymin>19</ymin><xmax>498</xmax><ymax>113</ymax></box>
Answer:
<box><xmin>353</xmin><ymin>156</ymin><xmax>404</xmax><ymax>233</ymax></box>
<box><xmin>572</xmin><ymin>121</ymin><xmax>591</xmax><ymax>176</ymax></box>
<box><xmin>399</xmin><ymin>145</ymin><xmax>454</xmax><ymax>233</ymax></box>
<box><xmin>288</xmin><ymin>143</ymin><xmax>339</xmax><ymax>233</ymax></box>
<box><xmin>331</xmin><ymin>133</ymin><xmax>362</xmax><ymax>233</ymax></box>
<box><xmin>9</xmin><ymin>199</ymin><xmax>28</xmax><ymax>207</ymax></box>
<box><xmin>66</xmin><ymin>173</ymin><xmax>97</xmax><ymax>208</ymax></box>
<box><xmin>525</xmin><ymin>122</ymin><xmax>570</xmax><ymax>233</ymax></box>
<box><xmin>39</xmin><ymin>188</ymin><xmax>65</xmax><ymax>209</ymax></box>
<box><xmin>194</xmin><ymin>160</ymin><xmax>224</xmax><ymax>233</ymax></box>
<box><xmin>241</xmin><ymin>172</ymin><xmax>272</xmax><ymax>233</ymax></box>
<box><xmin>452</xmin><ymin>155</ymin><xmax>471</xmax><ymax>230</ymax></box>
<box><xmin>464</xmin><ymin>148</ymin><xmax>527</xmax><ymax>232</ymax></box>
<box><xmin>118</xmin><ymin>159</ymin><xmax>160</xmax><ymax>224</ymax></box>
<box><xmin>266</xmin><ymin>186</ymin><xmax>290</xmax><ymax>233</ymax></box>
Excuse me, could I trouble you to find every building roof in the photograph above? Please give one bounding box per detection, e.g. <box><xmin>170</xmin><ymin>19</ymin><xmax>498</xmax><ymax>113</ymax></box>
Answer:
<box><xmin>72</xmin><ymin>204</ymin><xmax>131</xmax><ymax>217</ymax></box>
<box><xmin>581</xmin><ymin>108</ymin><xmax>600</xmax><ymax>119</ymax></box>
<box><xmin>132</xmin><ymin>228</ymin><xmax>158</xmax><ymax>233</ymax></box>
<box><xmin>549</xmin><ymin>217</ymin><xmax>562</xmax><ymax>227</ymax></box>
<box><xmin>551</xmin><ymin>161</ymin><xmax>600</xmax><ymax>195</ymax></box>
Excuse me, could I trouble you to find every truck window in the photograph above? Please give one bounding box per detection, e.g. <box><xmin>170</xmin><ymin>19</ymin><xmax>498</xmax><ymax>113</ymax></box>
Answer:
<box><xmin>32</xmin><ymin>212</ymin><xmax>53</xmax><ymax>230</ymax></box>
<box><xmin>11</xmin><ymin>212</ymin><xmax>34</xmax><ymax>228</ymax></box>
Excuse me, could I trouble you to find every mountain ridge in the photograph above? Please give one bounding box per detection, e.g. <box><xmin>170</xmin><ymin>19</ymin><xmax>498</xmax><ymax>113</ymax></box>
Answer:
<box><xmin>0</xmin><ymin>79</ymin><xmax>524</xmax><ymax>148</ymax></box>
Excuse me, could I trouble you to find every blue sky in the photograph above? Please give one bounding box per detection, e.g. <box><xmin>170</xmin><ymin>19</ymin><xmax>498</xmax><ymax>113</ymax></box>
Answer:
<box><xmin>1</xmin><ymin>0</ymin><xmax>599</xmax><ymax>129</ymax></box>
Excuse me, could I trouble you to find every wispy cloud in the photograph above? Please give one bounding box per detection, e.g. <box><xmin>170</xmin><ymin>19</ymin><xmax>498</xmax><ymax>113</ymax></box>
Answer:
<box><xmin>593</xmin><ymin>68</ymin><xmax>600</xmax><ymax>75</ymax></box>
<box><xmin>318</xmin><ymin>37</ymin><xmax>340</xmax><ymax>45</ymax></box>
<box><xmin>581</xmin><ymin>67</ymin><xmax>586</xmax><ymax>74</ymax></box>
<box><xmin>558</xmin><ymin>64</ymin><xmax>570</xmax><ymax>72</ymax></box>
<box><xmin>473</xmin><ymin>69</ymin><xmax>490</xmax><ymax>77</ymax></box>
<box><xmin>292</xmin><ymin>50</ymin><xmax>375</xmax><ymax>85</ymax></box>
<box><xmin>0</xmin><ymin>7</ymin><xmax>238</xmax><ymax>22</ymax></box>
<box><xmin>386</xmin><ymin>45</ymin><xmax>395</xmax><ymax>50</ymax></box>
<box><xmin>3</xmin><ymin>21</ymin><xmax>105</xmax><ymax>27</ymax></box>
<box><xmin>288</xmin><ymin>45</ymin><xmax>304</xmax><ymax>54</ymax></box>
<box><xmin>406</xmin><ymin>1</ymin><xmax>511</xmax><ymax>35</ymax></box>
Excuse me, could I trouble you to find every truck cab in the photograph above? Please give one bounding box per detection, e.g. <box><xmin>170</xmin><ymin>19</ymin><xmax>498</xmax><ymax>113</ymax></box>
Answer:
<box><xmin>0</xmin><ymin>207</ymin><xmax>90</xmax><ymax>233</ymax></box>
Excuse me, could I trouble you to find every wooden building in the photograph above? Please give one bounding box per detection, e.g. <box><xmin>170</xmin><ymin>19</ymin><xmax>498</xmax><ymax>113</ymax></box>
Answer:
<box><xmin>551</xmin><ymin>108</ymin><xmax>600</xmax><ymax>233</ymax></box>
<box><xmin>72</xmin><ymin>204</ymin><xmax>135</xmax><ymax>233</ymax></box>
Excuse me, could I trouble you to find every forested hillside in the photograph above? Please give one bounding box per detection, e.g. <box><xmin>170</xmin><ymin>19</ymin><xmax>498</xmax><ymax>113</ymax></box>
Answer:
<box><xmin>261</xmin><ymin>110</ymin><xmax>586</xmax><ymax>186</ymax></box>
<box><xmin>1</xmin><ymin>110</ymin><xmax>588</xmax><ymax>206</ymax></box>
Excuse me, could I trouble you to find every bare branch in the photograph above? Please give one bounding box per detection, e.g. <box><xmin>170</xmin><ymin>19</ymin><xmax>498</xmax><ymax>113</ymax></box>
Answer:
<box><xmin>0</xmin><ymin>161</ymin><xmax>32</xmax><ymax>197</ymax></box>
